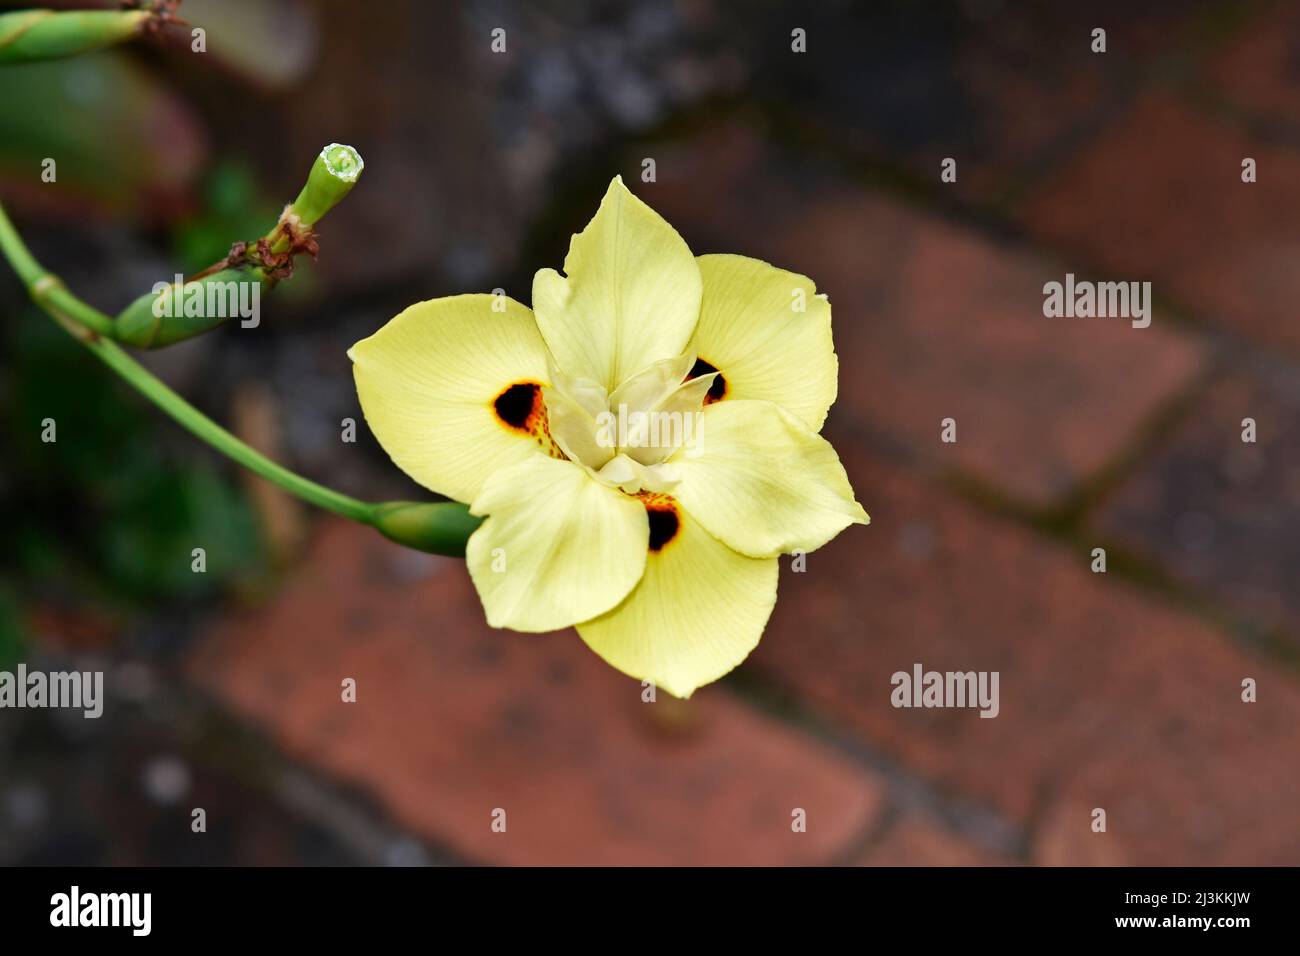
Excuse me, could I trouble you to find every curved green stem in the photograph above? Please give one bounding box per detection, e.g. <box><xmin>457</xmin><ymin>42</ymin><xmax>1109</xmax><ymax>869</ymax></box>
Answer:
<box><xmin>0</xmin><ymin>198</ymin><xmax>480</xmax><ymax>556</ymax></box>
<box><xmin>91</xmin><ymin>337</ymin><xmax>377</xmax><ymax>523</ymax></box>
<box><xmin>0</xmin><ymin>9</ymin><xmax>152</xmax><ymax>65</ymax></box>
<box><xmin>0</xmin><ymin>199</ymin><xmax>373</xmax><ymax>524</ymax></box>
<box><xmin>0</xmin><ymin>204</ymin><xmax>114</xmax><ymax>336</ymax></box>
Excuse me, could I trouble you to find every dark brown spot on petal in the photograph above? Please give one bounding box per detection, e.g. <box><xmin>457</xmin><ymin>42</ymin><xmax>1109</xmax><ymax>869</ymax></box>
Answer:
<box><xmin>494</xmin><ymin>382</ymin><xmax>540</xmax><ymax>430</ymax></box>
<box><xmin>493</xmin><ymin>381</ymin><xmax>567</xmax><ymax>459</ymax></box>
<box><xmin>640</xmin><ymin>493</ymin><xmax>681</xmax><ymax>552</ymax></box>
<box><xmin>689</xmin><ymin>358</ymin><xmax>727</xmax><ymax>404</ymax></box>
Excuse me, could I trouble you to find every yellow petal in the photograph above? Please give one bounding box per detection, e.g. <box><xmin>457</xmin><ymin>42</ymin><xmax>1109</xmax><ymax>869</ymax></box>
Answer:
<box><xmin>671</xmin><ymin>399</ymin><xmax>868</xmax><ymax>558</ymax></box>
<box><xmin>532</xmin><ymin>177</ymin><xmax>702</xmax><ymax>392</ymax></box>
<box><xmin>577</xmin><ymin>500</ymin><xmax>778</xmax><ymax>698</ymax></box>
<box><xmin>693</xmin><ymin>254</ymin><xmax>837</xmax><ymax>432</ymax></box>
<box><xmin>466</xmin><ymin>455</ymin><xmax>648</xmax><ymax>632</ymax></box>
<box><xmin>349</xmin><ymin>294</ymin><xmax>551</xmax><ymax>504</ymax></box>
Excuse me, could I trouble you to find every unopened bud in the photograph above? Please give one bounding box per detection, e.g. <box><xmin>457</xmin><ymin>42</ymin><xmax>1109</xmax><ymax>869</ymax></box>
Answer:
<box><xmin>0</xmin><ymin>10</ymin><xmax>151</xmax><ymax>64</ymax></box>
<box><xmin>372</xmin><ymin>501</ymin><xmax>481</xmax><ymax>557</ymax></box>
<box><xmin>287</xmin><ymin>144</ymin><xmax>364</xmax><ymax>230</ymax></box>
<box><xmin>115</xmin><ymin>270</ymin><xmax>262</xmax><ymax>348</ymax></box>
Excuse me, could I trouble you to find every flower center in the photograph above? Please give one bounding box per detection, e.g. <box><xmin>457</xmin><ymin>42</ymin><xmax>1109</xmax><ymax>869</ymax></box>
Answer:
<box><xmin>542</xmin><ymin>351</ymin><xmax>717</xmax><ymax>495</ymax></box>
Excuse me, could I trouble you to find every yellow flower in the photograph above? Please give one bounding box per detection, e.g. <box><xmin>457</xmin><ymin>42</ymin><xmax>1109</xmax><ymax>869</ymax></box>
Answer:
<box><xmin>349</xmin><ymin>177</ymin><xmax>868</xmax><ymax>697</ymax></box>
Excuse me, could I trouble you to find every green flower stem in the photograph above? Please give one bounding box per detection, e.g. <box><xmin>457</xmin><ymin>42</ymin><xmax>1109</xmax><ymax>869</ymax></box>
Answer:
<box><xmin>0</xmin><ymin>198</ymin><xmax>480</xmax><ymax>556</ymax></box>
<box><xmin>0</xmin><ymin>9</ymin><xmax>152</xmax><ymax>64</ymax></box>
<box><xmin>114</xmin><ymin>269</ymin><xmax>263</xmax><ymax>348</ymax></box>
<box><xmin>89</xmin><ymin>334</ymin><xmax>376</xmax><ymax>523</ymax></box>
<box><xmin>0</xmin><ymin>203</ymin><xmax>114</xmax><ymax>336</ymax></box>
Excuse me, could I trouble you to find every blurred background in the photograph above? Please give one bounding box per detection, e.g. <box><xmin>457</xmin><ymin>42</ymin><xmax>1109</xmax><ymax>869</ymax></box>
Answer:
<box><xmin>3</xmin><ymin>0</ymin><xmax>1300</xmax><ymax>865</ymax></box>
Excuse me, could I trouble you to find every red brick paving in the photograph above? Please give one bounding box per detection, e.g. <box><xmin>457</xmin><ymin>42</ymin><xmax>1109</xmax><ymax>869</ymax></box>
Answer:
<box><xmin>1028</xmin><ymin>735</ymin><xmax>1297</xmax><ymax>867</ymax></box>
<box><xmin>651</xmin><ymin>125</ymin><xmax>1205</xmax><ymax>510</ymax></box>
<box><xmin>1031</xmin><ymin>796</ymin><xmax>1131</xmax><ymax>867</ymax></box>
<box><xmin>1095</xmin><ymin>368</ymin><xmax>1300</xmax><ymax>643</ymax></box>
<box><xmin>858</xmin><ymin>817</ymin><xmax>1013</xmax><ymax>867</ymax></box>
<box><xmin>764</xmin><ymin>2</ymin><xmax>1224</xmax><ymax>207</ymax></box>
<box><xmin>1210</xmin><ymin>1</ymin><xmax>1300</xmax><ymax>130</ymax></box>
<box><xmin>1018</xmin><ymin>91</ymin><xmax>1300</xmax><ymax>354</ymax></box>
<box><xmin>751</xmin><ymin>439</ymin><xmax>1300</xmax><ymax>864</ymax></box>
<box><xmin>188</xmin><ymin>520</ymin><xmax>884</xmax><ymax>866</ymax></box>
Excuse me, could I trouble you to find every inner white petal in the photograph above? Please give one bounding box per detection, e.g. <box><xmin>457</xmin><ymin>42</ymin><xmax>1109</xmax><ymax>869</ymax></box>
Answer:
<box><xmin>594</xmin><ymin>454</ymin><xmax>682</xmax><ymax>495</ymax></box>
<box><xmin>543</xmin><ymin>350</ymin><xmax>712</xmax><ymax>482</ymax></box>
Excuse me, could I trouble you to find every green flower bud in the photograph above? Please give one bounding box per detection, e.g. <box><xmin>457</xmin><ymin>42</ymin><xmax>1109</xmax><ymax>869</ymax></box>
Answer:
<box><xmin>372</xmin><ymin>501</ymin><xmax>482</xmax><ymax>557</ymax></box>
<box><xmin>115</xmin><ymin>269</ymin><xmax>263</xmax><ymax>348</ymax></box>
<box><xmin>287</xmin><ymin>143</ymin><xmax>364</xmax><ymax>229</ymax></box>
<box><xmin>0</xmin><ymin>10</ymin><xmax>151</xmax><ymax>65</ymax></box>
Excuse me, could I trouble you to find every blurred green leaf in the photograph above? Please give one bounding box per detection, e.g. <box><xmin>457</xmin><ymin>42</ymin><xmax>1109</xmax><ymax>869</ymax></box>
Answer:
<box><xmin>100</xmin><ymin>460</ymin><xmax>262</xmax><ymax>597</ymax></box>
<box><xmin>0</xmin><ymin>52</ymin><xmax>204</xmax><ymax>220</ymax></box>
